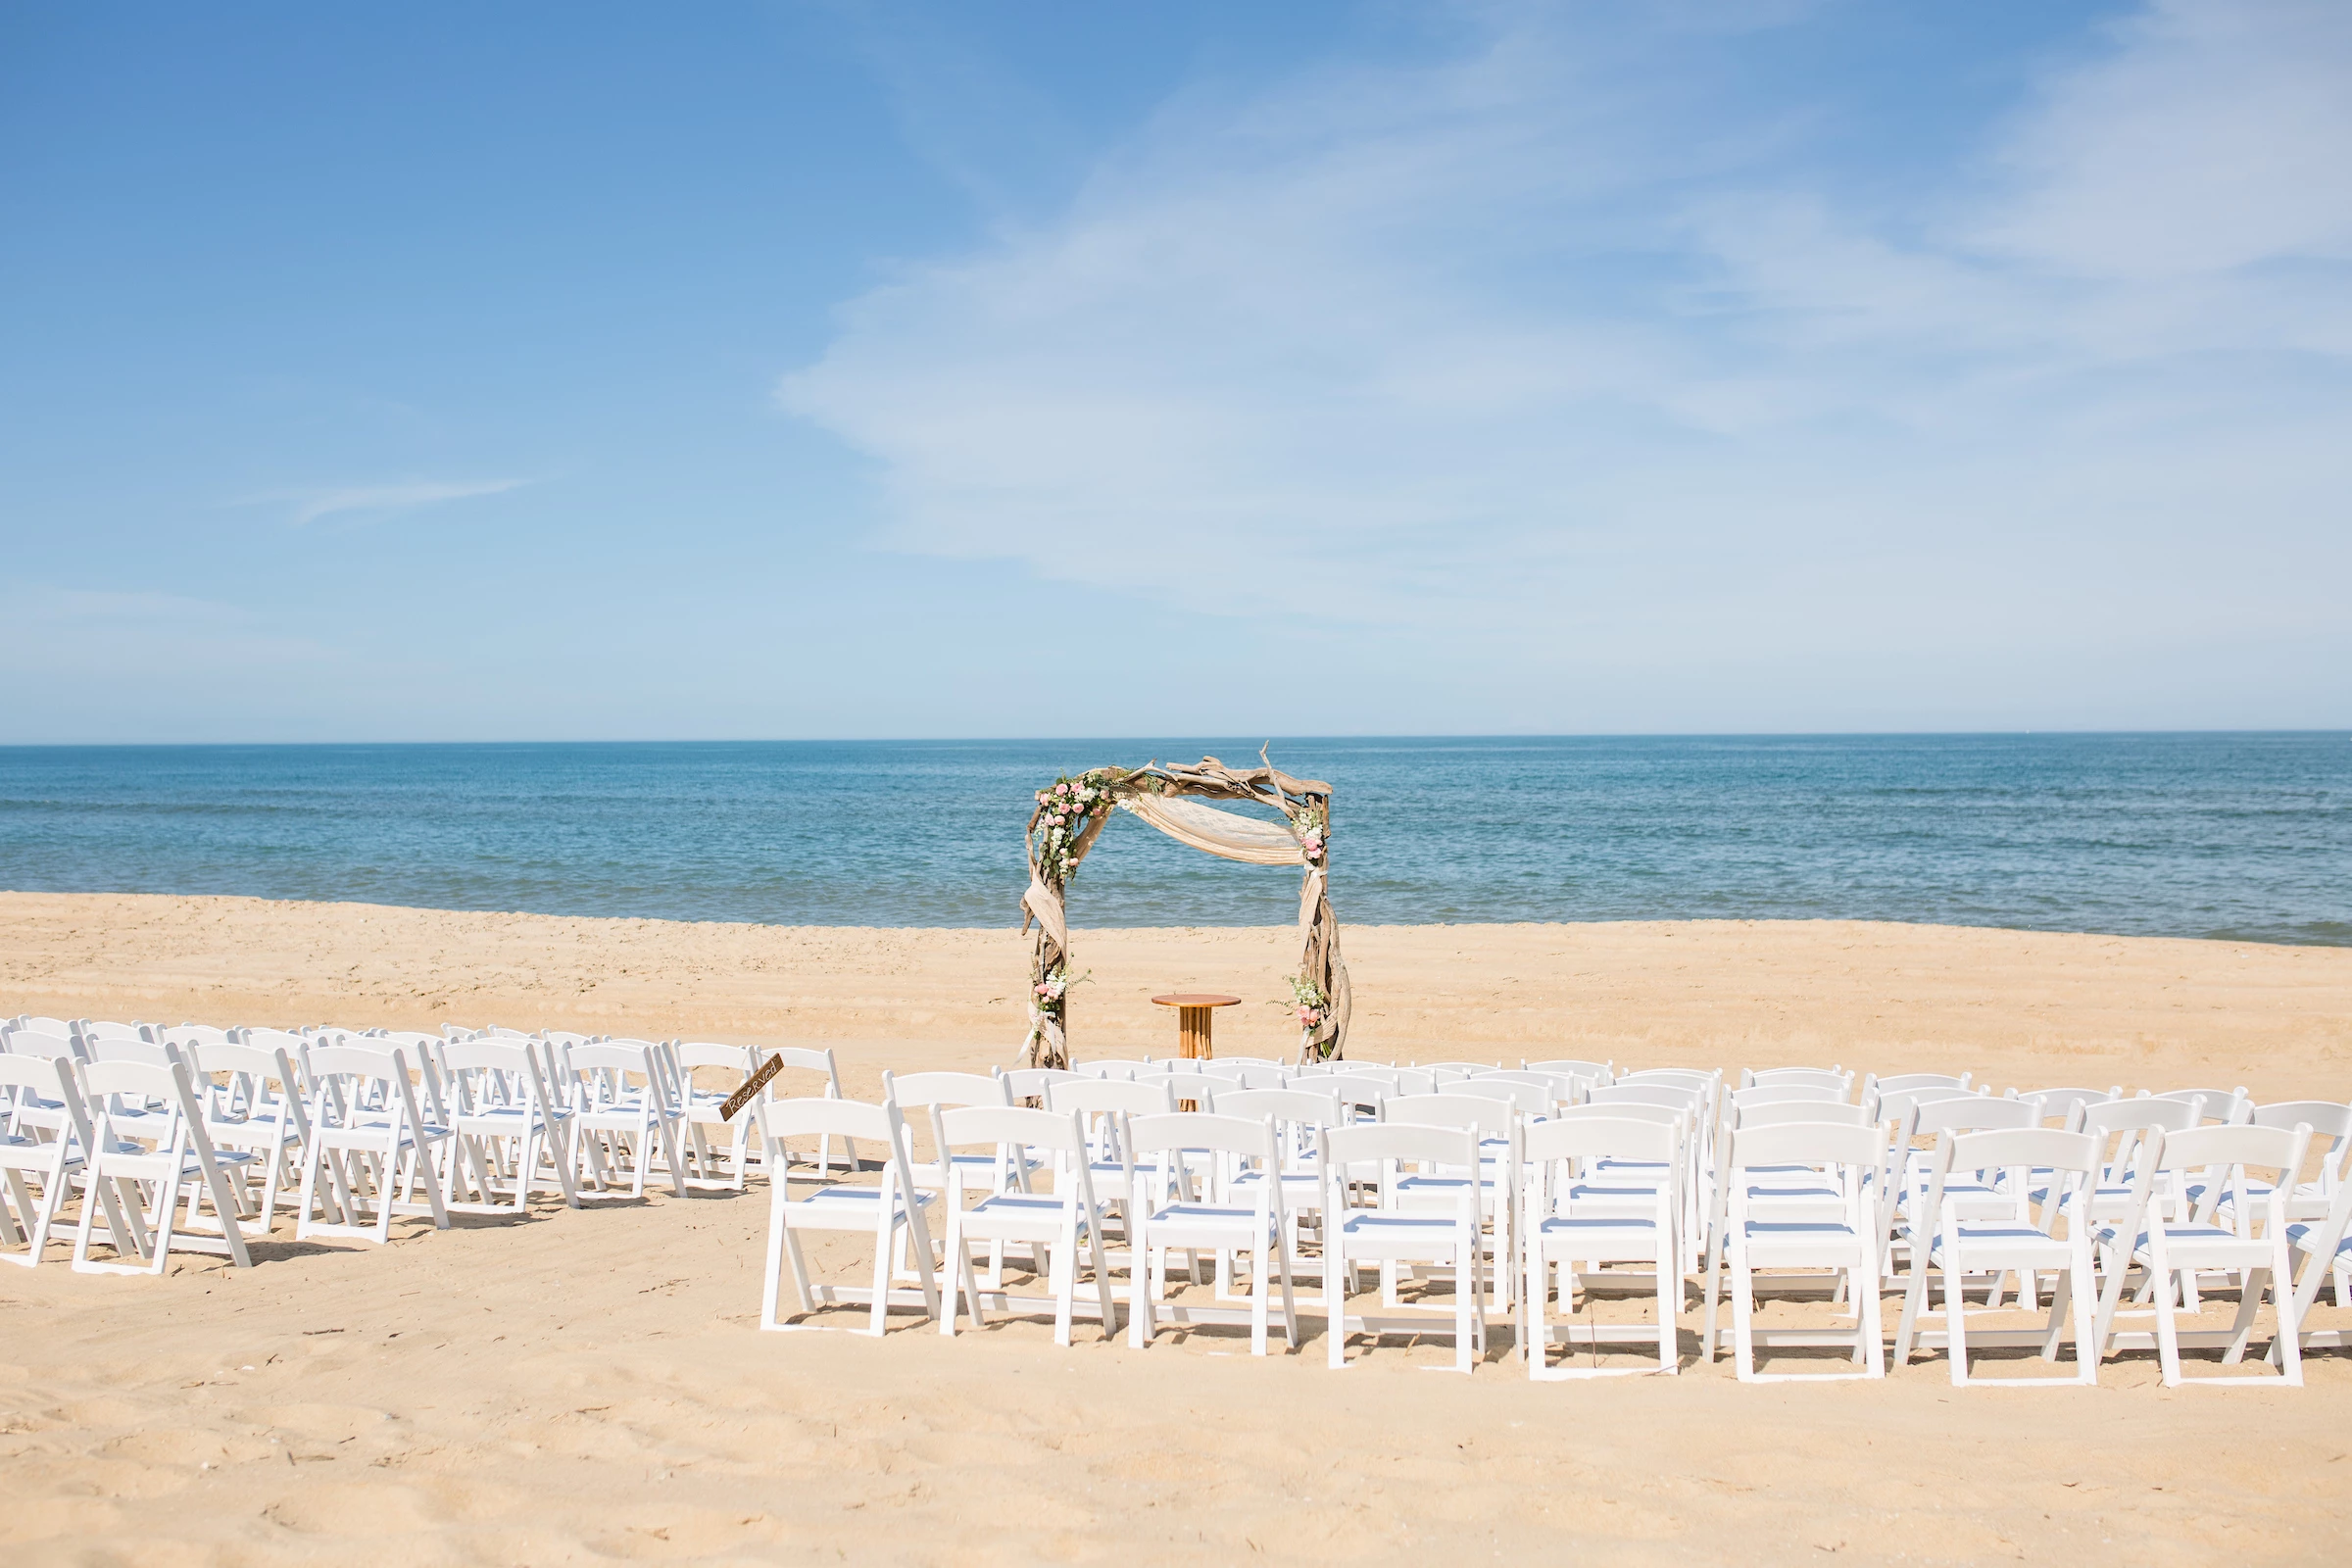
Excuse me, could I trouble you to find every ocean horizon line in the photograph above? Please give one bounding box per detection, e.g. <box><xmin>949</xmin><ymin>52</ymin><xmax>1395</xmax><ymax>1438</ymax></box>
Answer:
<box><xmin>3</xmin><ymin>728</ymin><xmax>2349</xmax><ymax>753</ymax></box>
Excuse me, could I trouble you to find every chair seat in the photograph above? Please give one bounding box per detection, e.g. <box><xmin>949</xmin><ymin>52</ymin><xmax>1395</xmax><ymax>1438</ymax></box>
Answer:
<box><xmin>1924</xmin><ymin>1223</ymin><xmax>2072</xmax><ymax>1264</ymax></box>
<box><xmin>1333</xmin><ymin>1210</ymin><xmax>1469</xmax><ymax>1259</ymax></box>
<box><xmin>2285</xmin><ymin>1221</ymin><xmax>2352</xmax><ymax>1260</ymax></box>
<box><xmin>1144</xmin><ymin>1202</ymin><xmax>1277</xmax><ymax>1248</ymax></box>
<box><xmin>2127</xmin><ymin>1224</ymin><xmax>2278</xmax><ymax>1267</ymax></box>
<box><xmin>0</xmin><ymin>1133</ymin><xmax>83</xmax><ymax>1168</ymax></box>
<box><xmin>1740</xmin><ymin>1219</ymin><xmax>1864</xmax><ymax>1262</ymax></box>
<box><xmin>957</xmin><ymin>1193</ymin><xmax>1088</xmax><ymax>1243</ymax></box>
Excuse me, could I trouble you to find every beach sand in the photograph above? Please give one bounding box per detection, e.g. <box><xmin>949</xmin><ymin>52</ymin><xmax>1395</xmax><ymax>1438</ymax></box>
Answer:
<box><xmin>5</xmin><ymin>891</ymin><xmax>2351</xmax><ymax>1565</ymax></box>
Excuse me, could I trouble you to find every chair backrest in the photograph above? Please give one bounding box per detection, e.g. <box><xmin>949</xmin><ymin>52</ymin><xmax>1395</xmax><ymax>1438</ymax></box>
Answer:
<box><xmin>2079</xmin><ymin>1096</ymin><xmax>2201</xmax><ymax>1138</ymax></box>
<box><xmin>1588</xmin><ymin>1082</ymin><xmax>1705</xmax><ymax>1114</ymax></box>
<box><xmin>1524</xmin><ymin>1057</ymin><xmax>1611</xmax><ymax>1080</ymax></box>
<box><xmin>1380</xmin><ymin>1092</ymin><xmax>1513</xmax><ymax>1137</ymax></box>
<box><xmin>673</xmin><ymin>1042</ymin><xmax>758</xmax><ymax>1074</ymax></box>
<box><xmin>1441</xmin><ymin>1078</ymin><xmax>1548</xmax><ymax>1114</ymax></box>
<box><xmin>1875</xmin><ymin>1086</ymin><xmax>1982</xmax><ymax>1122</ymax></box>
<box><xmin>1730</xmin><ymin>1084</ymin><xmax>1844</xmax><ymax>1108</ymax></box>
<box><xmin>81</xmin><ymin>1037</ymin><xmax>178</xmax><ymax>1069</ymax></box>
<box><xmin>1132</xmin><ymin>1072</ymin><xmax>1215</xmax><ymax>1107</ymax></box>
<box><xmin>2154</xmin><ymin>1122</ymin><xmax>2310</xmax><ymax>1179</ymax></box>
<box><xmin>1072</xmin><ymin>1059</ymin><xmax>1152</xmax><ymax>1081</ymax></box>
<box><xmin>1048</xmin><ymin>1078</ymin><xmax>1177</xmax><ymax>1118</ymax></box>
<box><xmin>1522</xmin><ymin>1112</ymin><xmax>1681</xmax><ymax>1167</ymax></box>
<box><xmin>441</xmin><ymin>1038</ymin><xmax>557</xmax><ymax>1112</ymax></box>
<box><xmin>1126</xmin><ymin>1110</ymin><xmax>1277</xmax><ymax>1163</ymax></box>
<box><xmin>1619</xmin><ymin>1068</ymin><xmax>1716</xmax><ymax>1089</ymax></box>
<box><xmin>1911</xmin><ymin>1095</ymin><xmax>2038</xmax><ymax>1136</ymax></box>
<box><xmin>1323</xmin><ymin>1121</ymin><xmax>1480</xmax><ymax>1180</ymax></box>
<box><xmin>305</xmin><ymin>1044</ymin><xmax>420</xmax><ymax>1128</ymax></box>
<box><xmin>2247</xmin><ymin>1101</ymin><xmax>2352</xmax><ymax>1179</ymax></box>
<box><xmin>180</xmin><ymin>1040</ymin><xmax>302</xmax><ymax>1112</ymax></box>
<box><xmin>1470</xmin><ymin>1070</ymin><xmax>1558</xmax><ymax>1091</ymax></box>
<box><xmin>76</xmin><ymin>1020</ymin><xmax>150</xmax><ymax>1046</ymax></box>
<box><xmin>1741</xmin><ymin>1066</ymin><xmax>1850</xmax><ymax>1092</ymax></box>
<box><xmin>1727</xmin><ymin>1119</ymin><xmax>1885</xmax><ymax>1174</ymax></box>
<box><xmin>933</xmin><ymin>1103</ymin><xmax>1088</xmax><ymax>1159</ymax></box>
<box><xmin>1000</xmin><ymin>1066</ymin><xmax>1080</xmax><ymax>1100</ymax></box>
<box><xmin>1214</xmin><ymin>1087</ymin><xmax>1345</xmax><ymax>1128</ymax></box>
<box><xmin>1415</xmin><ymin>1060</ymin><xmax>1497</xmax><ymax>1077</ymax></box>
<box><xmin>1734</xmin><ymin>1100</ymin><xmax>1873</xmax><ymax>1130</ymax></box>
<box><xmin>760</xmin><ymin>1094</ymin><xmax>900</xmax><ymax>1145</ymax></box>
<box><xmin>2152</xmin><ymin>1087</ymin><xmax>2248</xmax><ymax>1124</ymax></box>
<box><xmin>1943</xmin><ymin>1126</ymin><xmax>2101</xmax><ymax>1179</ymax></box>
<box><xmin>1549</xmin><ymin>1100</ymin><xmax>1681</xmax><ymax>1129</ymax></box>
<box><xmin>1869</xmin><ymin>1071</ymin><xmax>1972</xmax><ymax>1094</ymax></box>
<box><xmin>0</xmin><ymin>1050</ymin><xmax>79</xmax><ymax>1098</ymax></box>
<box><xmin>79</xmin><ymin>1057</ymin><xmax>194</xmax><ymax>1136</ymax></box>
<box><xmin>155</xmin><ymin>1023</ymin><xmax>235</xmax><ymax>1054</ymax></box>
<box><xmin>3</xmin><ymin>1029</ymin><xmax>78</xmax><ymax>1061</ymax></box>
<box><xmin>762</xmin><ymin>1045</ymin><xmax>842</xmax><ymax>1075</ymax></box>
<box><xmin>2015</xmin><ymin>1087</ymin><xmax>2119</xmax><ymax>1124</ymax></box>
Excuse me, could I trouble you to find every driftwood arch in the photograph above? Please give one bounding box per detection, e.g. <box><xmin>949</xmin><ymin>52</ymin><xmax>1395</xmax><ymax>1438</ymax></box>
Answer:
<box><xmin>1019</xmin><ymin>754</ymin><xmax>1349</xmax><ymax>1069</ymax></box>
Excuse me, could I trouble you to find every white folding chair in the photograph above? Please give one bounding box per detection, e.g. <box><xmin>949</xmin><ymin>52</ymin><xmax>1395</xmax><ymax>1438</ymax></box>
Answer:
<box><xmin>1520</xmin><ymin>1112</ymin><xmax>1684</xmax><ymax>1377</ymax></box>
<box><xmin>1322</xmin><ymin>1122</ymin><xmax>1485</xmax><ymax>1372</ymax></box>
<box><xmin>295</xmin><ymin>1045</ymin><xmax>454</xmax><ymax>1244</ymax></box>
<box><xmin>2092</xmin><ymin>1122</ymin><xmax>2313</xmax><ymax>1387</ymax></box>
<box><xmin>2276</xmin><ymin>1174</ymin><xmax>2352</xmax><ymax>1364</ymax></box>
<box><xmin>1378</xmin><ymin>1092</ymin><xmax>1518</xmax><ymax>1311</ymax></box>
<box><xmin>0</xmin><ymin>1054</ymin><xmax>95</xmax><ymax>1266</ymax></box>
<box><xmin>440</xmin><ymin>1038</ymin><xmax>580</xmax><ymax>1212</ymax></box>
<box><xmin>180</xmin><ymin>1038</ymin><xmax>313</xmax><ymax>1225</ymax></box>
<box><xmin>1711</xmin><ymin>1119</ymin><xmax>1889</xmax><ymax>1381</ymax></box>
<box><xmin>747</xmin><ymin>1046</ymin><xmax>857</xmax><ymax>1176</ymax></box>
<box><xmin>758</xmin><ymin>1097</ymin><xmax>938</xmax><ymax>1335</ymax></box>
<box><xmin>932</xmin><ymin>1104</ymin><xmax>1118</xmax><ymax>1346</ymax></box>
<box><xmin>564</xmin><ymin>1041</ymin><xmax>689</xmax><ymax>1199</ymax></box>
<box><xmin>1893</xmin><ymin>1127</ymin><xmax>2102</xmax><ymax>1386</ymax></box>
<box><xmin>670</xmin><ymin>1041</ymin><xmax>761</xmax><ymax>1190</ymax></box>
<box><xmin>1126</xmin><ymin>1111</ymin><xmax>1298</xmax><ymax>1355</ymax></box>
<box><xmin>72</xmin><ymin>1058</ymin><xmax>257</xmax><ymax>1272</ymax></box>
<box><xmin>1217</xmin><ymin>1087</ymin><xmax>1344</xmax><ymax>1286</ymax></box>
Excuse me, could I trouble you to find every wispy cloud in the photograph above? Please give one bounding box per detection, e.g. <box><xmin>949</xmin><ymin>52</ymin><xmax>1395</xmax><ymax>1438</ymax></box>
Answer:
<box><xmin>779</xmin><ymin>0</ymin><xmax>2352</xmax><ymax>685</ymax></box>
<box><xmin>258</xmin><ymin>477</ymin><xmax>535</xmax><ymax>526</ymax></box>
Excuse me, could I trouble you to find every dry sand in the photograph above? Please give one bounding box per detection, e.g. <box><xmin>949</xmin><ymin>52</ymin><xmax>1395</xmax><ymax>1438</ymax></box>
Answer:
<box><xmin>5</xmin><ymin>891</ymin><xmax>2352</xmax><ymax>1565</ymax></box>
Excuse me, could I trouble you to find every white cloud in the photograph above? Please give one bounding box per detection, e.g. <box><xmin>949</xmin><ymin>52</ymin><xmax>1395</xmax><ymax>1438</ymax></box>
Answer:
<box><xmin>778</xmin><ymin>1</ymin><xmax>2352</xmax><ymax>710</ymax></box>
<box><xmin>263</xmin><ymin>477</ymin><xmax>533</xmax><ymax>526</ymax></box>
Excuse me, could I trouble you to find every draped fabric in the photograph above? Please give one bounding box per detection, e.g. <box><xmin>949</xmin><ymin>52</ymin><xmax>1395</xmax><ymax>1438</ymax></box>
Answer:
<box><xmin>1116</xmin><ymin>795</ymin><xmax>1304</xmax><ymax>866</ymax></box>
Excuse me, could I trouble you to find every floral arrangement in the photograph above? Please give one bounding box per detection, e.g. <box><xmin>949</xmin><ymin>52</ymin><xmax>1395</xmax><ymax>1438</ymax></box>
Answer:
<box><xmin>1032</xmin><ymin>768</ymin><xmax>1119</xmax><ymax>886</ymax></box>
<box><xmin>1282</xmin><ymin>971</ymin><xmax>1329</xmax><ymax>1050</ymax></box>
<box><xmin>1031</xmin><ymin>963</ymin><xmax>1089</xmax><ymax>1028</ymax></box>
<box><xmin>1288</xmin><ymin>801</ymin><xmax>1329</xmax><ymax>865</ymax></box>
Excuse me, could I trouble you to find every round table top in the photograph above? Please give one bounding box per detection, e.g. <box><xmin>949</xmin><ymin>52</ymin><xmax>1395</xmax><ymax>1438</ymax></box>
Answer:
<box><xmin>1151</xmin><ymin>993</ymin><xmax>1242</xmax><ymax>1008</ymax></box>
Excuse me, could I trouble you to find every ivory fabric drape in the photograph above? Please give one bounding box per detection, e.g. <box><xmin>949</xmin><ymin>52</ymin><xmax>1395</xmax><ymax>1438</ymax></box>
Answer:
<box><xmin>1116</xmin><ymin>795</ymin><xmax>1305</xmax><ymax>866</ymax></box>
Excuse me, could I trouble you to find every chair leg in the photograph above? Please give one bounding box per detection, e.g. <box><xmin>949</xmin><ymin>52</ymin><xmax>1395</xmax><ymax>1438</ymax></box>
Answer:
<box><xmin>1326</xmin><ymin>1232</ymin><xmax>1348</xmax><ymax>1369</ymax></box>
<box><xmin>1946</xmin><ymin>1260</ymin><xmax>1970</xmax><ymax>1386</ymax></box>
<box><xmin>760</xmin><ymin>1196</ymin><xmax>789</xmax><ymax>1329</ymax></box>
<box><xmin>865</xmin><ymin>1214</ymin><xmax>895</xmax><ymax>1337</ymax></box>
<box><xmin>1656</xmin><ymin>1243</ymin><xmax>1679</xmax><ymax>1373</ymax></box>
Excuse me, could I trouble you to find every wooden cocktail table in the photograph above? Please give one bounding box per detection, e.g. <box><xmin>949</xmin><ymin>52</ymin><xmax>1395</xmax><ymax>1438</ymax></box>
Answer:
<box><xmin>1150</xmin><ymin>993</ymin><xmax>1241</xmax><ymax>1060</ymax></box>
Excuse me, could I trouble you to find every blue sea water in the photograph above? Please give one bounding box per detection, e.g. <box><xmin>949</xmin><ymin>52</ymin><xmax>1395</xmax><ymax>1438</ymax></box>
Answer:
<box><xmin>0</xmin><ymin>735</ymin><xmax>2344</xmax><ymax>946</ymax></box>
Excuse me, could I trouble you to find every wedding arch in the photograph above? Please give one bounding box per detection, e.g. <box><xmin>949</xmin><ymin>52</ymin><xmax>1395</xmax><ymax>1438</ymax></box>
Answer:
<box><xmin>1019</xmin><ymin>753</ymin><xmax>1349</xmax><ymax>1069</ymax></box>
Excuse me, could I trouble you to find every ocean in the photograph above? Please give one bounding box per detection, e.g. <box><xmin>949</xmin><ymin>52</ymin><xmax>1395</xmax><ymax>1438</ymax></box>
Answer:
<box><xmin>0</xmin><ymin>735</ymin><xmax>2344</xmax><ymax>945</ymax></box>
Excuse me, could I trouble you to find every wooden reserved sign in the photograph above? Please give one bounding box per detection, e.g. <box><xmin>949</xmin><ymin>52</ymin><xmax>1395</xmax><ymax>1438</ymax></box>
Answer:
<box><xmin>720</xmin><ymin>1053</ymin><xmax>786</xmax><ymax>1122</ymax></box>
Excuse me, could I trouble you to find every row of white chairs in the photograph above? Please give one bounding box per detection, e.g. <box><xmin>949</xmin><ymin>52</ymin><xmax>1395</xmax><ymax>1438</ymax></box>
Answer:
<box><xmin>0</xmin><ymin>1014</ymin><xmax>858</xmax><ymax>1270</ymax></box>
<box><xmin>13</xmin><ymin>1021</ymin><xmax>2348</xmax><ymax>1389</ymax></box>
<box><xmin>752</xmin><ymin>1057</ymin><xmax>2352</xmax><ymax>1386</ymax></box>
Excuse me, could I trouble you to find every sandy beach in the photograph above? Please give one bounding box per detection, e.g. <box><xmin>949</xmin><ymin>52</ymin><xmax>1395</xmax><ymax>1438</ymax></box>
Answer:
<box><xmin>6</xmin><ymin>891</ymin><xmax>2352</xmax><ymax>1565</ymax></box>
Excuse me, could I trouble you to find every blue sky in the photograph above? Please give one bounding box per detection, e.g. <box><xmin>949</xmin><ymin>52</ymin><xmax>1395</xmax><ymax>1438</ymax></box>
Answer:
<box><xmin>3</xmin><ymin>1</ymin><xmax>2346</xmax><ymax>742</ymax></box>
